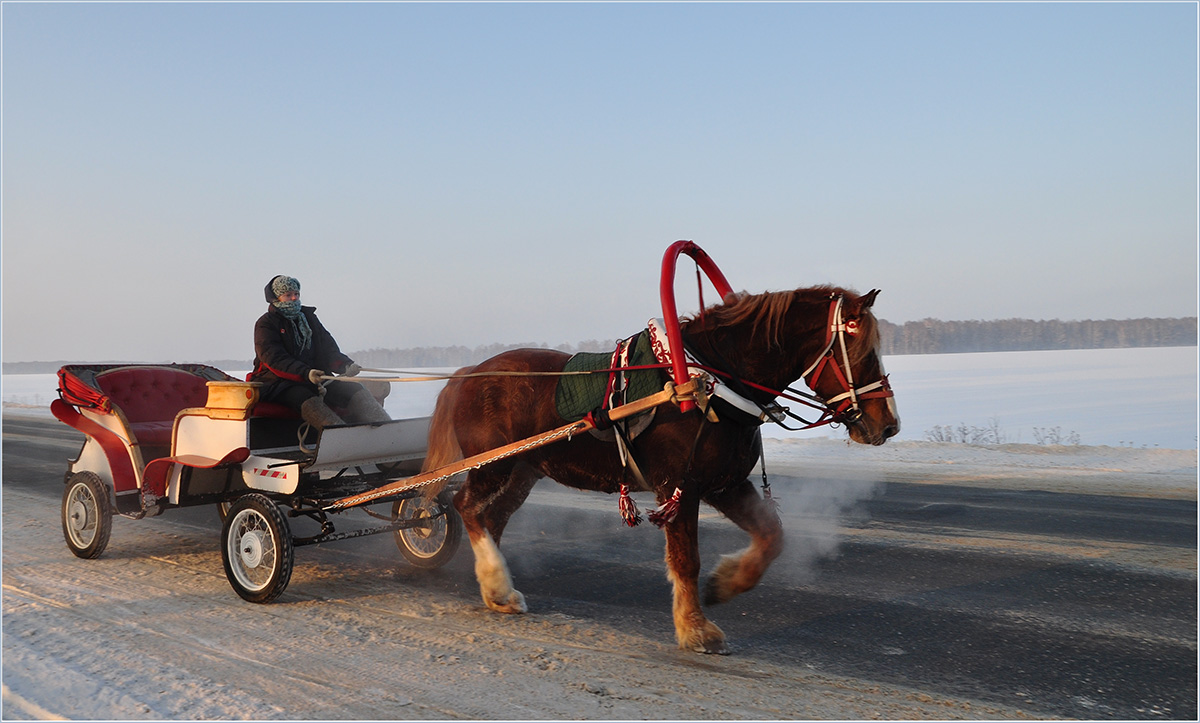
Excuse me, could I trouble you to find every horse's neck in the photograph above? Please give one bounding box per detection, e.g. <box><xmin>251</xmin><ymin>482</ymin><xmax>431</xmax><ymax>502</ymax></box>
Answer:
<box><xmin>683</xmin><ymin>309</ymin><xmax>827</xmax><ymax>398</ymax></box>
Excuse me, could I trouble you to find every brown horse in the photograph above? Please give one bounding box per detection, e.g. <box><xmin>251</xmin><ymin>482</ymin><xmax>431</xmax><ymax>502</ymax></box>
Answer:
<box><xmin>421</xmin><ymin>285</ymin><xmax>899</xmax><ymax>654</ymax></box>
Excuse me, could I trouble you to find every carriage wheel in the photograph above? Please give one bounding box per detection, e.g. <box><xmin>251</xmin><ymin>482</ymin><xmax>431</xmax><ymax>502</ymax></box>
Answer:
<box><xmin>62</xmin><ymin>472</ymin><xmax>113</xmax><ymax>559</ymax></box>
<box><xmin>392</xmin><ymin>490</ymin><xmax>462</xmax><ymax>569</ymax></box>
<box><xmin>221</xmin><ymin>494</ymin><xmax>294</xmax><ymax>603</ymax></box>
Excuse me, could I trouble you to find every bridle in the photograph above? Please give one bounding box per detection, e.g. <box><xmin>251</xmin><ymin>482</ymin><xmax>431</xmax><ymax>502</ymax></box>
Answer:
<box><xmin>686</xmin><ymin>293</ymin><xmax>894</xmax><ymax>431</ymax></box>
<box><xmin>790</xmin><ymin>293</ymin><xmax>894</xmax><ymax>428</ymax></box>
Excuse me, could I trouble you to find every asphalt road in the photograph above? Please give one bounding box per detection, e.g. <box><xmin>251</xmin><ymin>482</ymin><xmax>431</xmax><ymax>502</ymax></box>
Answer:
<box><xmin>4</xmin><ymin>414</ymin><xmax>1196</xmax><ymax>719</ymax></box>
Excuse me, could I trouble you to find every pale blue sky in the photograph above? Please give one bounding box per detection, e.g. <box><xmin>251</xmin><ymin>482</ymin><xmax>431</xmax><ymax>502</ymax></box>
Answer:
<box><xmin>3</xmin><ymin>2</ymin><xmax>1196</xmax><ymax>363</ymax></box>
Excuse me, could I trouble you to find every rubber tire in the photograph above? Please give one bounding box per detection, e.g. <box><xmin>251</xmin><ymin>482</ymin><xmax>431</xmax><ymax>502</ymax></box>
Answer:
<box><xmin>62</xmin><ymin>472</ymin><xmax>113</xmax><ymax>559</ymax></box>
<box><xmin>221</xmin><ymin>494</ymin><xmax>294</xmax><ymax>603</ymax></box>
<box><xmin>392</xmin><ymin>490</ymin><xmax>462</xmax><ymax>569</ymax></box>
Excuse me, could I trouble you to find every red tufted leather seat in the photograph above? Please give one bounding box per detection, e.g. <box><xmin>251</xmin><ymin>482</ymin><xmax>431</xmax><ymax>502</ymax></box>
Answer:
<box><xmin>95</xmin><ymin>367</ymin><xmax>211</xmax><ymax>445</ymax></box>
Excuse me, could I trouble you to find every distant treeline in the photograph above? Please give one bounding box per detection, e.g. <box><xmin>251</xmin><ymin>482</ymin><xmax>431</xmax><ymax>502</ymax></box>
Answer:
<box><xmin>5</xmin><ymin>318</ymin><xmax>1195</xmax><ymax>374</ymax></box>
<box><xmin>877</xmin><ymin>317</ymin><xmax>1197</xmax><ymax>355</ymax></box>
<box><xmin>352</xmin><ymin>318</ymin><xmax>1198</xmax><ymax>366</ymax></box>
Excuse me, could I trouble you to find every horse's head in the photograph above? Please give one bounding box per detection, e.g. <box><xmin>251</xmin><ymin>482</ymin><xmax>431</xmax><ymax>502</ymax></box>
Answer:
<box><xmin>804</xmin><ymin>289</ymin><xmax>900</xmax><ymax>446</ymax></box>
<box><xmin>681</xmin><ymin>286</ymin><xmax>899</xmax><ymax>445</ymax></box>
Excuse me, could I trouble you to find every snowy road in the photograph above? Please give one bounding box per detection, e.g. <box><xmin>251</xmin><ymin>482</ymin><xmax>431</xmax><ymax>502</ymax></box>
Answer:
<box><xmin>3</xmin><ymin>414</ymin><xmax>1196</xmax><ymax>720</ymax></box>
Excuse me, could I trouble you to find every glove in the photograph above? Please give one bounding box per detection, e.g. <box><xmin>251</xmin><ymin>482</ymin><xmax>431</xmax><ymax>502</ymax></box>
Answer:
<box><xmin>308</xmin><ymin>369</ymin><xmax>326</xmax><ymax>385</ymax></box>
<box><xmin>344</xmin><ymin>362</ymin><xmax>362</xmax><ymax>377</ymax></box>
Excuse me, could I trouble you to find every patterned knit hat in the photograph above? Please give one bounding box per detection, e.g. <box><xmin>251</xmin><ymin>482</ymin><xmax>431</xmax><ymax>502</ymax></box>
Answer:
<box><xmin>264</xmin><ymin>275</ymin><xmax>300</xmax><ymax>302</ymax></box>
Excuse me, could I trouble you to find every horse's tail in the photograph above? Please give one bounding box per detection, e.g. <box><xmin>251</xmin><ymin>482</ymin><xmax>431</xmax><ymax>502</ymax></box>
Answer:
<box><xmin>420</xmin><ymin>365</ymin><xmax>473</xmax><ymax>497</ymax></box>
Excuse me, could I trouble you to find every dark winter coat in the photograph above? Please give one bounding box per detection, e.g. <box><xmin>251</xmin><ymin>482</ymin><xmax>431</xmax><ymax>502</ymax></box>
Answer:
<box><xmin>249</xmin><ymin>305</ymin><xmax>353</xmax><ymax>389</ymax></box>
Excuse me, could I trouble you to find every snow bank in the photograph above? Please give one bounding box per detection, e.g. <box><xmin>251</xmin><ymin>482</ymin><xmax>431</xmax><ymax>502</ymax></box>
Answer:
<box><xmin>762</xmin><ymin>437</ymin><xmax>1196</xmax><ymax>499</ymax></box>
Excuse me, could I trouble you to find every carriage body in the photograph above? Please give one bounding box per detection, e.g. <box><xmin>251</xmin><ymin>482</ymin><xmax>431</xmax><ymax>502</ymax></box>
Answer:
<box><xmin>52</xmin><ymin>363</ymin><xmax>460</xmax><ymax>602</ymax></box>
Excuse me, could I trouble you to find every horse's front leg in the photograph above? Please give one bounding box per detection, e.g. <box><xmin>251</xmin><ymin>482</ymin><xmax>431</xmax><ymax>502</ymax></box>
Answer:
<box><xmin>468</xmin><ymin>528</ymin><xmax>525</xmax><ymax>613</ymax></box>
<box><xmin>663</xmin><ymin>493</ymin><xmax>729</xmax><ymax>654</ymax></box>
<box><xmin>454</xmin><ymin>464</ymin><xmax>538</xmax><ymax>614</ymax></box>
<box><xmin>702</xmin><ymin>478</ymin><xmax>784</xmax><ymax>605</ymax></box>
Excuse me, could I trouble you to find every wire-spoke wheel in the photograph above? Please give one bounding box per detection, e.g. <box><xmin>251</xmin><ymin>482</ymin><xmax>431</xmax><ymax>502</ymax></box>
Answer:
<box><xmin>392</xmin><ymin>490</ymin><xmax>462</xmax><ymax>569</ymax></box>
<box><xmin>62</xmin><ymin>472</ymin><xmax>112</xmax><ymax>559</ymax></box>
<box><xmin>221</xmin><ymin>494</ymin><xmax>293</xmax><ymax>603</ymax></box>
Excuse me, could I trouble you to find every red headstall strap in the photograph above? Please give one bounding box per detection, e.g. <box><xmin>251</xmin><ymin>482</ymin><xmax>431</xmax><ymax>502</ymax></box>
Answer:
<box><xmin>797</xmin><ymin>293</ymin><xmax>894</xmax><ymax>426</ymax></box>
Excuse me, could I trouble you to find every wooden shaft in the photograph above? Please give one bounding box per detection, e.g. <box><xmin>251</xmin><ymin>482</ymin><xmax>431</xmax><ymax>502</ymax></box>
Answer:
<box><xmin>325</xmin><ymin>378</ymin><xmax>702</xmax><ymax>511</ymax></box>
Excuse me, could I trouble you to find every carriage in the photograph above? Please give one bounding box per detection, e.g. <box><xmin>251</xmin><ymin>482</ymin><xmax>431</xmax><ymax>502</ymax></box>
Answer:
<box><xmin>51</xmin><ymin>241</ymin><xmax>898</xmax><ymax>653</ymax></box>
<box><xmin>52</xmin><ymin>362</ymin><xmax>463</xmax><ymax>602</ymax></box>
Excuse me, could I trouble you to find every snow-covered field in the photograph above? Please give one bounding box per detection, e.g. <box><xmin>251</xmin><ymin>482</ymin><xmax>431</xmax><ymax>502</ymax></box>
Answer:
<box><xmin>6</xmin><ymin>345</ymin><xmax>1196</xmax><ymax>449</ymax></box>
<box><xmin>5</xmin><ymin>347</ymin><xmax>1195</xmax><ymax>500</ymax></box>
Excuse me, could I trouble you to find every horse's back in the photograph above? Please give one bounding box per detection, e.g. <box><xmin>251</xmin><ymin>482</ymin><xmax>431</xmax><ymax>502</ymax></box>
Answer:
<box><xmin>438</xmin><ymin>348</ymin><xmax>570</xmax><ymax>459</ymax></box>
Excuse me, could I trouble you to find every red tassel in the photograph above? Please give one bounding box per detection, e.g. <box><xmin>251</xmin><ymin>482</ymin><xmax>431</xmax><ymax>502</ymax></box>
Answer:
<box><xmin>618</xmin><ymin>484</ymin><xmax>642</xmax><ymax>527</ymax></box>
<box><xmin>648</xmin><ymin>487</ymin><xmax>683</xmax><ymax>528</ymax></box>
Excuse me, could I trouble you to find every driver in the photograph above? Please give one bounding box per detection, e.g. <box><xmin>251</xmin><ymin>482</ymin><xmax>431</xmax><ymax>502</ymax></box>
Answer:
<box><xmin>249</xmin><ymin>275</ymin><xmax>390</xmax><ymax>429</ymax></box>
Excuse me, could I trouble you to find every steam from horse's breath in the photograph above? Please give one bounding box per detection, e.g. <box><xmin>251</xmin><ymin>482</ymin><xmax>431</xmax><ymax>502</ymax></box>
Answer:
<box><xmin>763</xmin><ymin>471</ymin><xmax>883</xmax><ymax>583</ymax></box>
<box><xmin>497</xmin><ymin>470</ymin><xmax>882</xmax><ymax>588</ymax></box>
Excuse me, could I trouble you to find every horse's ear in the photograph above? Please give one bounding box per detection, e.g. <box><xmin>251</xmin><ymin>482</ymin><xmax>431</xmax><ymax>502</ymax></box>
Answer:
<box><xmin>859</xmin><ymin>289</ymin><xmax>880</xmax><ymax>309</ymax></box>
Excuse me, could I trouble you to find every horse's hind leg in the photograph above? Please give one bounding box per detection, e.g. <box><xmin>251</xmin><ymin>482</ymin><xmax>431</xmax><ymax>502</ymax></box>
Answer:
<box><xmin>454</xmin><ymin>462</ymin><xmax>540</xmax><ymax>614</ymax></box>
<box><xmin>702</xmin><ymin>478</ymin><xmax>784</xmax><ymax>605</ymax></box>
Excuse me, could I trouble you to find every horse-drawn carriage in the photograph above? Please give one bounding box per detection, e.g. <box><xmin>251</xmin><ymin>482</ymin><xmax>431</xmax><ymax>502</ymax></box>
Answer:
<box><xmin>52</xmin><ymin>241</ymin><xmax>898</xmax><ymax>653</ymax></box>
<box><xmin>52</xmin><ymin>362</ymin><xmax>461</xmax><ymax>602</ymax></box>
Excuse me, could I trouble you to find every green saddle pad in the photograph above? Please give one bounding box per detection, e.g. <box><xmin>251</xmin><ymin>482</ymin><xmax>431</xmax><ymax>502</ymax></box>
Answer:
<box><xmin>554</xmin><ymin>331</ymin><xmax>664</xmax><ymax>422</ymax></box>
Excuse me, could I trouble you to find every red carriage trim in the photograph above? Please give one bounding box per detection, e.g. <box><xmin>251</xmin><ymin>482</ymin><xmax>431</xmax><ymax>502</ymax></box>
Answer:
<box><xmin>141</xmin><ymin>448</ymin><xmax>251</xmax><ymax>506</ymax></box>
<box><xmin>51</xmin><ymin>398</ymin><xmax>140</xmax><ymax>494</ymax></box>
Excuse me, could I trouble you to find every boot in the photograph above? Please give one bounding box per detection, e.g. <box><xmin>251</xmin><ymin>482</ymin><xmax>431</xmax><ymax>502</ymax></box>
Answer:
<box><xmin>344</xmin><ymin>387</ymin><xmax>391</xmax><ymax>424</ymax></box>
<box><xmin>300</xmin><ymin>396</ymin><xmax>345</xmax><ymax>430</ymax></box>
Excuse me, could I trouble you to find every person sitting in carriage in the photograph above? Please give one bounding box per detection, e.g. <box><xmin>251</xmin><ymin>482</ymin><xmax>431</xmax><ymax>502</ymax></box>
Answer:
<box><xmin>250</xmin><ymin>274</ymin><xmax>390</xmax><ymax>429</ymax></box>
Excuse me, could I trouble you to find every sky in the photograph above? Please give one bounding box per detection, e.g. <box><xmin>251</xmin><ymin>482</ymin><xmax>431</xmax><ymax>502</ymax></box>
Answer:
<box><xmin>2</xmin><ymin>1</ymin><xmax>1196</xmax><ymax>364</ymax></box>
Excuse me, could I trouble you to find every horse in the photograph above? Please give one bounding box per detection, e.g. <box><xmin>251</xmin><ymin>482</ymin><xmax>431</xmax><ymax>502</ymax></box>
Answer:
<box><xmin>421</xmin><ymin>285</ymin><xmax>899</xmax><ymax>654</ymax></box>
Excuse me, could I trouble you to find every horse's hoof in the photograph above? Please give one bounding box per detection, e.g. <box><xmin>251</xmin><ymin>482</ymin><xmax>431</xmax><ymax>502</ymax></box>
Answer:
<box><xmin>485</xmin><ymin>590</ymin><xmax>527</xmax><ymax>614</ymax></box>
<box><xmin>690</xmin><ymin>637</ymin><xmax>730</xmax><ymax>655</ymax></box>
<box><xmin>680</xmin><ymin>622</ymin><xmax>730</xmax><ymax>655</ymax></box>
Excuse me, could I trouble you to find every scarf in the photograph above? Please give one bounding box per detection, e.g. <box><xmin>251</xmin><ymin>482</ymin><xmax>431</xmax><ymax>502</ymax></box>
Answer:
<box><xmin>273</xmin><ymin>300</ymin><xmax>313</xmax><ymax>353</ymax></box>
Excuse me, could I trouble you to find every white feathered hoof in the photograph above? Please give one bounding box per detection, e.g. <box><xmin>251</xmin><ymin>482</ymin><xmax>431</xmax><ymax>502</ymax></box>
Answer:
<box><xmin>678</xmin><ymin>619</ymin><xmax>729</xmax><ymax>655</ymax></box>
<box><xmin>484</xmin><ymin>589</ymin><xmax>527</xmax><ymax>614</ymax></box>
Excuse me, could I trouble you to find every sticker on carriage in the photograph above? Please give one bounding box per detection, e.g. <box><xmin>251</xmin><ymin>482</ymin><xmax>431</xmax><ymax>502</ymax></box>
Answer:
<box><xmin>242</xmin><ymin>456</ymin><xmax>300</xmax><ymax>494</ymax></box>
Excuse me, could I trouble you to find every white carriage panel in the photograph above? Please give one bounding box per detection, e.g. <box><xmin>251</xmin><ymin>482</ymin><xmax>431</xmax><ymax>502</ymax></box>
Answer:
<box><xmin>166</xmin><ymin>465</ymin><xmax>187</xmax><ymax>505</ymax></box>
<box><xmin>308</xmin><ymin>417</ymin><xmax>431</xmax><ymax>471</ymax></box>
<box><xmin>75</xmin><ymin>408</ymin><xmax>141</xmax><ymax>483</ymax></box>
<box><xmin>70</xmin><ymin>438</ymin><xmax>114</xmax><ymax>487</ymax></box>
<box><xmin>242</xmin><ymin>456</ymin><xmax>300</xmax><ymax>493</ymax></box>
<box><xmin>173</xmin><ymin>414</ymin><xmax>248</xmax><ymax>459</ymax></box>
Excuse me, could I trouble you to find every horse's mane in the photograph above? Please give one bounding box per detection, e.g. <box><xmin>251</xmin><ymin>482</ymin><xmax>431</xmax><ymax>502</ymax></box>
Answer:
<box><xmin>682</xmin><ymin>286</ymin><xmax>879</xmax><ymax>366</ymax></box>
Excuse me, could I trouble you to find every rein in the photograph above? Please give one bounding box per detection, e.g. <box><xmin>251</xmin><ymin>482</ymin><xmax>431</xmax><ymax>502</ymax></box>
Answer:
<box><xmin>318</xmin><ymin>365</ymin><xmax>673</xmax><ymax>384</ymax></box>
